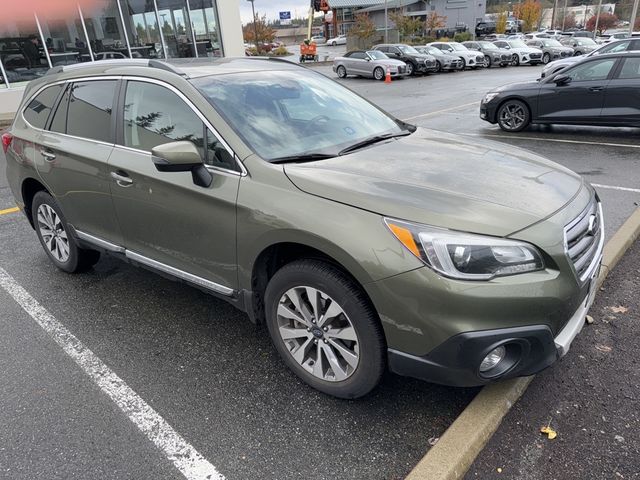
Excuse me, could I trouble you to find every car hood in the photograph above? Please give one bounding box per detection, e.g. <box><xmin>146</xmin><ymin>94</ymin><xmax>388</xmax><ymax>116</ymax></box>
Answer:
<box><xmin>492</xmin><ymin>80</ymin><xmax>541</xmax><ymax>92</ymax></box>
<box><xmin>283</xmin><ymin>128</ymin><xmax>583</xmax><ymax>237</ymax></box>
<box><xmin>511</xmin><ymin>46</ymin><xmax>542</xmax><ymax>54</ymax></box>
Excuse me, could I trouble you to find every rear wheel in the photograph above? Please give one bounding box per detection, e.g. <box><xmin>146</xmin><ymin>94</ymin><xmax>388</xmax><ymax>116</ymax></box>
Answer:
<box><xmin>435</xmin><ymin>60</ymin><xmax>442</xmax><ymax>72</ymax></box>
<box><xmin>264</xmin><ymin>260</ymin><xmax>385</xmax><ymax>399</ymax></box>
<box><xmin>336</xmin><ymin>65</ymin><xmax>347</xmax><ymax>78</ymax></box>
<box><xmin>511</xmin><ymin>53</ymin><xmax>520</xmax><ymax>66</ymax></box>
<box><xmin>542</xmin><ymin>52</ymin><xmax>551</xmax><ymax>64</ymax></box>
<box><xmin>497</xmin><ymin>99</ymin><xmax>530</xmax><ymax>132</ymax></box>
<box><xmin>332</xmin><ymin>41</ymin><xmax>337</xmax><ymax>46</ymax></box>
<box><xmin>373</xmin><ymin>66</ymin><xmax>385</xmax><ymax>81</ymax></box>
<box><xmin>32</xmin><ymin>191</ymin><xmax>100</xmax><ymax>273</ymax></box>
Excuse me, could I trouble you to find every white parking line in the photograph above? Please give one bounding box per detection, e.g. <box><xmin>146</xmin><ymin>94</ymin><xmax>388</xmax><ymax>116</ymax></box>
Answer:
<box><xmin>460</xmin><ymin>132</ymin><xmax>640</xmax><ymax>149</ymax></box>
<box><xmin>403</xmin><ymin>101</ymin><xmax>480</xmax><ymax>121</ymax></box>
<box><xmin>0</xmin><ymin>267</ymin><xmax>224</xmax><ymax>480</ymax></box>
<box><xmin>593</xmin><ymin>183</ymin><xmax>640</xmax><ymax>194</ymax></box>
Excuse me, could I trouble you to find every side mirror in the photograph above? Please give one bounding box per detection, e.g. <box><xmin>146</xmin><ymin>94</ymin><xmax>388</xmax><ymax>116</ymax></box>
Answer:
<box><xmin>152</xmin><ymin>141</ymin><xmax>212</xmax><ymax>188</ymax></box>
<box><xmin>553</xmin><ymin>74</ymin><xmax>571</xmax><ymax>86</ymax></box>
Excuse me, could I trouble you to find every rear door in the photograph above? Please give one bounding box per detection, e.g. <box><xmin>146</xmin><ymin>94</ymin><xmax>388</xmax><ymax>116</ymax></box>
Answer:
<box><xmin>108</xmin><ymin>79</ymin><xmax>240</xmax><ymax>290</ymax></box>
<box><xmin>600</xmin><ymin>55</ymin><xmax>640</xmax><ymax>124</ymax></box>
<box><xmin>536</xmin><ymin>57</ymin><xmax>618</xmax><ymax>124</ymax></box>
<box><xmin>33</xmin><ymin>79</ymin><xmax>123</xmax><ymax>245</ymax></box>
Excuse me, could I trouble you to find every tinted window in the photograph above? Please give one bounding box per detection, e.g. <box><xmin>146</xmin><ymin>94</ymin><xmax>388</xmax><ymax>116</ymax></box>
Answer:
<box><xmin>23</xmin><ymin>84</ymin><xmax>63</xmax><ymax>129</ymax></box>
<box><xmin>597</xmin><ymin>40</ymin><xmax>631</xmax><ymax>55</ymax></box>
<box><xmin>566</xmin><ymin>58</ymin><xmax>617</xmax><ymax>82</ymax></box>
<box><xmin>618</xmin><ymin>57</ymin><xmax>640</xmax><ymax>79</ymax></box>
<box><xmin>66</xmin><ymin>81</ymin><xmax>117</xmax><ymax>143</ymax></box>
<box><xmin>49</xmin><ymin>86</ymin><xmax>69</xmax><ymax>134</ymax></box>
<box><xmin>351</xmin><ymin>51</ymin><xmax>367</xmax><ymax>59</ymax></box>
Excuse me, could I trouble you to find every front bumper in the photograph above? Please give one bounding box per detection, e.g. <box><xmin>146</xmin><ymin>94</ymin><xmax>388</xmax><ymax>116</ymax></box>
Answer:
<box><xmin>388</xmin><ymin>255</ymin><xmax>602</xmax><ymax>387</ymax></box>
<box><xmin>479</xmin><ymin>100</ymin><xmax>498</xmax><ymax>123</ymax></box>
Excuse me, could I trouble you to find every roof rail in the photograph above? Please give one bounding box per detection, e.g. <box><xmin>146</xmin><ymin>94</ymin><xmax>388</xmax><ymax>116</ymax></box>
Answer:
<box><xmin>43</xmin><ymin>59</ymin><xmax>187</xmax><ymax>77</ymax></box>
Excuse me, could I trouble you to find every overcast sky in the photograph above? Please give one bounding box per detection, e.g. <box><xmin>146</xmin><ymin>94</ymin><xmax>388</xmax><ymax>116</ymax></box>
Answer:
<box><xmin>238</xmin><ymin>0</ymin><xmax>321</xmax><ymax>24</ymax></box>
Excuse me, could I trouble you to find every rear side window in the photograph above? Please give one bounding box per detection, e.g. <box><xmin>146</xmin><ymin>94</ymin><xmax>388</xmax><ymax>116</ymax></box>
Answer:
<box><xmin>618</xmin><ymin>57</ymin><xmax>640</xmax><ymax>79</ymax></box>
<box><xmin>23</xmin><ymin>84</ymin><xmax>64</xmax><ymax>129</ymax></box>
<box><xmin>66</xmin><ymin>80</ymin><xmax>117</xmax><ymax>143</ymax></box>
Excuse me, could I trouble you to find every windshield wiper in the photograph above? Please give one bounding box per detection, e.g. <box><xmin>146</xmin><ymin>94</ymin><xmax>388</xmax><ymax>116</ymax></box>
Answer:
<box><xmin>338</xmin><ymin>131</ymin><xmax>410</xmax><ymax>156</ymax></box>
<box><xmin>271</xmin><ymin>153</ymin><xmax>336</xmax><ymax>164</ymax></box>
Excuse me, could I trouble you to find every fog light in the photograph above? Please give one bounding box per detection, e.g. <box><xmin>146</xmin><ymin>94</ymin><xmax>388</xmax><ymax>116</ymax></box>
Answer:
<box><xmin>479</xmin><ymin>346</ymin><xmax>506</xmax><ymax>372</ymax></box>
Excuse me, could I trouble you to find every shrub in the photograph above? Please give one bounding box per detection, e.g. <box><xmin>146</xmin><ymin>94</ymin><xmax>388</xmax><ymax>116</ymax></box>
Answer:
<box><xmin>453</xmin><ymin>31</ymin><xmax>472</xmax><ymax>42</ymax></box>
<box><xmin>272</xmin><ymin>45</ymin><xmax>291</xmax><ymax>56</ymax></box>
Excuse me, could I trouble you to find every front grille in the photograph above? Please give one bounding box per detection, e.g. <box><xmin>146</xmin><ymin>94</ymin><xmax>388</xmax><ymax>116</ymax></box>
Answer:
<box><xmin>530</xmin><ymin>52</ymin><xmax>542</xmax><ymax>59</ymax></box>
<box><xmin>564</xmin><ymin>199</ymin><xmax>603</xmax><ymax>282</ymax></box>
<box><xmin>398</xmin><ymin>66</ymin><xmax>405</xmax><ymax>73</ymax></box>
<box><xmin>476</xmin><ymin>55</ymin><xmax>484</xmax><ymax>62</ymax></box>
<box><xmin>561</xmin><ymin>51</ymin><xmax>570</xmax><ymax>57</ymax></box>
<box><xmin>426</xmin><ymin>60</ymin><xmax>435</xmax><ymax>67</ymax></box>
<box><xmin>501</xmin><ymin>54</ymin><xmax>509</xmax><ymax>61</ymax></box>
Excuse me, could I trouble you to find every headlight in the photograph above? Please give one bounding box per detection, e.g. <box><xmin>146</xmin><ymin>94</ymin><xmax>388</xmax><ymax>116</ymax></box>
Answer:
<box><xmin>483</xmin><ymin>92</ymin><xmax>500</xmax><ymax>103</ymax></box>
<box><xmin>385</xmin><ymin>219</ymin><xmax>544</xmax><ymax>280</ymax></box>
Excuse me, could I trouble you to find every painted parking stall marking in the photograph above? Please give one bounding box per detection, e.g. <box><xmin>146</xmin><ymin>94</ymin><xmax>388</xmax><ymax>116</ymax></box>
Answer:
<box><xmin>0</xmin><ymin>267</ymin><xmax>224</xmax><ymax>480</ymax></box>
<box><xmin>0</xmin><ymin>207</ymin><xmax>19</xmax><ymax>215</ymax></box>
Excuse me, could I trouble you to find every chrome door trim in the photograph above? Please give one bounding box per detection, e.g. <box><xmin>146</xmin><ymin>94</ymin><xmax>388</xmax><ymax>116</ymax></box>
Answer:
<box><xmin>75</xmin><ymin>229</ymin><xmax>235</xmax><ymax>296</ymax></box>
<box><xmin>126</xmin><ymin>250</ymin><xmax>234</xmax><ymax>296</ymax></box>
<box><xmin>75</xmin><ymin>230</ymin><xmax>125</xmax><ymax>253</ymax></box>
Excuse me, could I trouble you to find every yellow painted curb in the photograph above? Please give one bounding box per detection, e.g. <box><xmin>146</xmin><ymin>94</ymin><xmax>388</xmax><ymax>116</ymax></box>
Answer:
<box><xmin>406</xmin><ymin>207</ymin><xmax>640</xmax><ymax>480</ymax></box>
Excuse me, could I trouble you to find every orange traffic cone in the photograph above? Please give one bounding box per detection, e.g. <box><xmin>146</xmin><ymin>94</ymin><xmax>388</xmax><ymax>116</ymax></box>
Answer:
<box><xmin>385</xmin><ymin>67</ymin><xmax>392</xmax><ymax>84</ymax></box>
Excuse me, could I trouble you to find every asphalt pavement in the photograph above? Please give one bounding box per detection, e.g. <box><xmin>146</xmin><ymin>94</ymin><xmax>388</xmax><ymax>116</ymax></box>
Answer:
<box><xmin>1</xmin><ymin>64</ymin><xmax>639</xmax><ymax>479</ymax></box>
<box><xmin>466</xmin><ymin>236</ymin><xmax>640</xmax><ymax>480</ymax></box>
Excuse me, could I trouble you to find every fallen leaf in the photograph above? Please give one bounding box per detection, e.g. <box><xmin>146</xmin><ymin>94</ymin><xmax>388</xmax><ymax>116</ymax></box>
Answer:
<box><xmin>427</xmin><ymin>437</ymin><xmax>439</xmax><ymax>446</ymax></box>
<box><xmin>540</xmin><ymin>425</ymin><xmax>558</xmax><ymax>440</ymax></box>
<box><xmin>497</xmin><ymin>467</ymin><xmax>503</xmax><ymax>473</ymax></box>
<box><xmin>595</xmin><ymin>344</ymin><xmax>612</xmax><ymax>353</ymax></box>
<box><xmin>585</xmin><ymin>315</ymin><xmax>594</xmax><ymax>325</ymax></box>
<box><xmin>609</xmin><ymin>306</ymin><xmax>629</xmax><ymax>314</ymax></box>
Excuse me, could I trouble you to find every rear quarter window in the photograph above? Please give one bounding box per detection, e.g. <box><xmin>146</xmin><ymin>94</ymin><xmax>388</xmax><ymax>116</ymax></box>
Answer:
<box><xmin>23</xmin><ymin>84</ymin><xmax>64</xmax><ymax>130</ymax></box>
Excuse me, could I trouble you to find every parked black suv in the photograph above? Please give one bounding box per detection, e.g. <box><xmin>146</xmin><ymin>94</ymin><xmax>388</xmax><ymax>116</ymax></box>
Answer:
<box><xmin>372</xmin><ymin>44</ymin><xmax>437</xmax><ymax>75</ymax></box>
<box><xmin>475</xmin><ymin>22</ymin><xmax>496</xmax><ymax>37</ymax></box>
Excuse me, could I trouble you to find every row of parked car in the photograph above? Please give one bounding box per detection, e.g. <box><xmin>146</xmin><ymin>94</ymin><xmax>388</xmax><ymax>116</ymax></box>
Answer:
<box><xmin>333</xmin><ymin>40</ymin><xmax>553</xmax><ymax>81</ymax></box>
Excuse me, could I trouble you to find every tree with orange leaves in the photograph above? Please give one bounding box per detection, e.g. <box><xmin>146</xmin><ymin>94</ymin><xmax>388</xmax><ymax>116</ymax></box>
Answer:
<box><xmin>514</xmin><ymin>0</ymin><xmax>542</xmax><ymax>33</ymax></box>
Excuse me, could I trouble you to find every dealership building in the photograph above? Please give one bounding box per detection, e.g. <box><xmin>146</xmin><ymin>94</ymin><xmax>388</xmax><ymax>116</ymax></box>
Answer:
<box><xmin>0</xmin><ymin>0</ymin><xmax>244</xmax><ymax>120</ymax></box>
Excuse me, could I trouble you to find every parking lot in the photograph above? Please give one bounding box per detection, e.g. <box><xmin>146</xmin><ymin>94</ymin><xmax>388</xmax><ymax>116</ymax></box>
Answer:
<box><xmin>1</xmin><ymin>63</ymin><xmax>639</xmax><ymax>479</ymax></box>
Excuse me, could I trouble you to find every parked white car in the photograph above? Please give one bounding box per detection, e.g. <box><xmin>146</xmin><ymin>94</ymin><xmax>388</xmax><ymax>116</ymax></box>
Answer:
<box><xmin>327</xmin><ymin>34</ymin><xmax>347</xmax><ymax>46</ymax></box>
<box><xmin>428</xmin><ymin>42</ymin><xmax>486</xmax><ymax>69</ymax></box>
<box><xmin>493</xmin><ymin>39</ymin><xmax>543</xmax><ymax>65</ymax></box>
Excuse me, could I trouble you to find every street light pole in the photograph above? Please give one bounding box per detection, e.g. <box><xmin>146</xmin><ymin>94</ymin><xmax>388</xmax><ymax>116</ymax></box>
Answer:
<box><xmin>561</xmin><ymin>0</ymin><xmax>568</xmax><ymax>30</ymax></box>
<box><xmin>384</xmin><ymin>0</ymin><xmax>388</xmax><ymax>43</ymax></box>
<box><xmin>246</xmin><ymin>0</ymin><xmax>259</xmax><ymax>53</ymax></box>
<box><xmin>630</xmin><ymin>0</ymin><xmax>639</xmax><ymax>35</ymax></box>
<box><xmin>593</xmin><ymin>0</ymin><xmax>603</xmax><ymax>37</ymax></box>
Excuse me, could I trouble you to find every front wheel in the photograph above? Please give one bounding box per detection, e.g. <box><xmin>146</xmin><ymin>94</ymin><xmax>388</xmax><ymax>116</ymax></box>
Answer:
<box><xmin>336</xmin><ymin>65</ymin><xmax>347</xmax><ymax>78</ymax></box>
<box><xmin>497</xmin><ymin>99</ymin><xmax>531</xmax><ymax>132</ymax></box>
<box><xmin>264</xmin><ymin>260</ymin><xmax>385</xmax><ymax>399</ymax></box>
<box><xmin>484</xmin><ymin>55</ymin><xmax>491</xmax><ymax>67</ymax></box>
<box><xmin>542</xmin><ymin>52</ymin><xmax>551</xmax><ymax>64</ymax></box>
<box><xmin>331</xmin><ymin>41</ymin><xmax>337</xmax><ymax>46</ymax></box>
<box><xmin>406</xmin><ymin>61</ymin><xmax>415</xmax><ymax>76</ymax></box>
<box><xmin>373</xmin><ymin>66</ymin><xmax>385</xmax><ymax>81</ymax></box>
<box><xmin>435</xmin><ymin>60</ymin><xmax>442</xmax><ymax>72</ymax></box>
<box><xmin>511</xmin><ymin>53</ymin><xmax>520</xmax><ymax>66</ymax></box>
<box><xmin>32</xmin><ymin>191</ymin><xmax>100</xmax><ymax>273</ymax></box>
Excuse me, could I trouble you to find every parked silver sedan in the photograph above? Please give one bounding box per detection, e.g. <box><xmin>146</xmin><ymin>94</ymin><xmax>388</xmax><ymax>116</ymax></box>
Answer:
<box><xmin>333</xmin><ymin>50</ymin><xmax>408</xmax><ymax>80</ymax></box>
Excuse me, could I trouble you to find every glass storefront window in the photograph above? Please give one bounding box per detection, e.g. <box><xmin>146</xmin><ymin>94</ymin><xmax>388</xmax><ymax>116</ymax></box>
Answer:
<box><xmin>82</xmin><ymin>0</ymin><xmax>130</xmax><ymax>60</ymax></box>
<box><xmin>0</xmin><ymin>18</ymin><xmax>50</xmax><ymax>87</ymax></box>
<box><xmin>157</xmin><ymin>0</ymin><xmax>197</xmax><ymax>58</ymax></box>
<box><xmin>38</xmin><ymin>8</ymin><xmax>90</xmax><ymax>66</ymax></box>
<box><xmin>121</xmin><ymin>0</ymin><xmax>164</xmax><ymax>58</ymax></box>
<box><xmin>189</xmin><ymin>0</ymin><xmax>223</xmax><ymax>57</ymax></box>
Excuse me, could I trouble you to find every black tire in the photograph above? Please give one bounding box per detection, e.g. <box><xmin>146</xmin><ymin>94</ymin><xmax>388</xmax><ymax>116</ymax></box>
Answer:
<box><xmin>32</xmin><ymin>191</ymin><xmax>100</xmax><ymax>273</ymax></box>
<box><xmin>496</xmin><ymin>99</ymin><xmax>531</xmax><ymax>133</ymax></box>
<box><xmin>512</xmin><ymin>53</ymin><xmax>520</xmax><ymax>66</ymax></box>
<box><xmin>484</xmin><ymin>55</ymin><xmax>491</xmax><ymax>67</ymax></box>
<box><xmin>460</xmin><ymin>57</ymin><xmax>466</xmax><ymax>70</ymax></box>
<box><xmin>542</xmin><ymin>52</ymin><xmax>551</xmax><ymax>64</ymax></box>
<box><xmin>336</xmin><ymin>65</ymin><xmax>347</xmax><ymax>78</ymax></box>
<box><xmin>574</xmin><ymin>50</ymin><xmax>582</xmax><ymax>56</ymax></box>
<box><xmin>331</xmin><ymin>41</ymin><xmax>337</xmax><ymax>47</ymax></box>
<box><xmin>435</xmin><ymin>60</ymin><xmax>442</xmax><ymax>72</ymax></box>
<box><xmin>406</xmin><ymin>61</ymin><xmax>416</xmax><ymax>76</ymax></box>
<box><xmin>264</xmin><ymin>260</ymin><xmax>385</xmax><ymax>399</ymax></box>
<box><xmin>373</xmin><ymin>66</ymin><xmax>385</xmax><ymax>81</ymax></box>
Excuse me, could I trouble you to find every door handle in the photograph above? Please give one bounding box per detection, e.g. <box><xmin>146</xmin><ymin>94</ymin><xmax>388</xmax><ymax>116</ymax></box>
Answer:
<box><xmin>110</xmin><ymin>171</ymin><xmax>133</xmax><ymax>186</ymax></box>
<box><xmin>40</xmin><ymin>150</ymin><xmax>56</xmax><ymax>161</ymax></box>
<box><xmin>589</xmin><ymin>86</ymin><xmax>604</xmax><ymax>92</ymax></box>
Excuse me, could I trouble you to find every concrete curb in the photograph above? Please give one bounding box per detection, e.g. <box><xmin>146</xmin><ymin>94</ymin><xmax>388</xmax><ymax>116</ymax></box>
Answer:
<box><xmin>406</xmin><ymin>206</ymin><xmax>640</xmax><ymax>480</ymax></box>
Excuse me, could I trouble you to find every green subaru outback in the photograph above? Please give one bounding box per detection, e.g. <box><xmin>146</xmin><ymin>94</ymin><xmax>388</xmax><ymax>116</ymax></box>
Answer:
<box><xmin>3</xmin><ymin>58</ymin><xmax>603</xmax><ymax>398</ymax></box>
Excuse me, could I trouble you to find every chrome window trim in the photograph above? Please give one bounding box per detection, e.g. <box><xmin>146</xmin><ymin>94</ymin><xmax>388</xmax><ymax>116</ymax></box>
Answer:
<box><xmin>20</xmin><ymin>75</ymin><xmax>248</xmax><ymax>177</ymax></box>
<box><xmin>75</xmin><ymin>229</ymin><xmax>234</xmax><ymax>296</ymax></box>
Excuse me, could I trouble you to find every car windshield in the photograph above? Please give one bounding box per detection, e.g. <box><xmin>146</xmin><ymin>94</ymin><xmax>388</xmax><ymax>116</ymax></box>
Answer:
<box><xmin>193</xmin><ymin>69</ymin><xmax>405</xmax><ymax>161</ymax></box>
<box><xmin>542</xmin><ymin>39</ymin><xmax>562</xmax><ymax>47</ymax></box>
<box><xmin>478</xmin><ymin>42</ymin><xmax>498</xmax><ymax>49</ymax></box>
<box><xmin>398</xmin><ymin>45</ymin><xmax>420</xmax><ymax>54</ymax></box>
<box><xmin>367</xmin><ymin>50</ymin><xmax>387</xmax><ymax>60</ymax></box>
<box><xmin>449</xmin><ymin>43</ymin><xmax>467</xmax><ymax>51</ymax></box>
<box><xmin>509</xmin><ymin>40</ymin><xmax>528</xmax><ymax>48</ymax></box>
<box><xmin>426</xmin><ymin>46</ymin><xmax>440</xmax><ymax>55</ymax></box>
<box><xmin>575</xmin><ymin>38</ymin><xmax>597</xmax><ymax>45</ymax></box>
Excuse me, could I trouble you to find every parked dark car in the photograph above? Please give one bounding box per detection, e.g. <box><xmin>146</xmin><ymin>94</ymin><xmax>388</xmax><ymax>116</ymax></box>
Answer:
<box><xmin>372</xmin><ymin>44</ymin><xmax>437</xmax><ymax>75</ymax></box>
<box><xmin>462</xmin><ymin>41</ymin><xmax>511</xmax><ymax>67</ymax></box>
<box><xmin>475</xmin><ymin>22</ymin><xmax>496</xmax><ymax>37</ymax></box>
<box><xmin>480</xmin><ymin>52</ymin><xmax>640</xmax><ymax>131</ymax></box>
<box><xmin>541</xmin><ymin>38</ymin><xmax>640</xmax><ymax>77</ymax></box>
<box><xmin>414</xmin><ymin>45</ymin><xmax>463</xmax><ymax>71</ymax></box>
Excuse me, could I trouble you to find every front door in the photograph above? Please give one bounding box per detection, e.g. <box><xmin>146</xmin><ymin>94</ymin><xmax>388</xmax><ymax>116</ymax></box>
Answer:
<box><xmin>536</xmin><ymin>57</ymin><xmax>618</xmax><ymax>124</ymax></box>
<box><xmin>109</xmin><ymin>79</ymin><xmax>240</xmax><ymax>290</ymax></box>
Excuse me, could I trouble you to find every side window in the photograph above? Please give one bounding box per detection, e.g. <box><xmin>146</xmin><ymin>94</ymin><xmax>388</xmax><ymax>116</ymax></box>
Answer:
<box><xmin>49</xmin><ymin>86</ymin><xmax>69</xmax><ymax>134</ymax></box>
<box><xmin>618</xmin><ymin>57</ymin><xmax>640</xmax><ymax>79</ymax></box>
<box><xmin>123</xmin><ymin>81</ymin><xmax>237</xmax><ymax>171</ymax></box>
<box><xmin>66</xmin><ymin>81</ymin><xmax>117</xmax><ymax>143</ymax></box>
<box><xmin>566</xmin><ymin>59</ymin><xmax>617</xmax><ymax>82</ymax></box>
<box><xmin>351</xmin><ymin>52</ymin><xmax>366</xmax><ymax>60</ymax></box>
<box><xmin>598</xmin><ymin>40</ymin><xmax>631</xmax><ymax>54</ymax></box>
<box><xmin>23</xmin><ymin>84</ymin><xmax>64</xmax><ymax>129</ymax></box>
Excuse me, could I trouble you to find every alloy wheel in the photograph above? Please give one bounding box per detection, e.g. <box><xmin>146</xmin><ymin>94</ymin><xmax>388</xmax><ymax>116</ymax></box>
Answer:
<box><xmin>37</xmin><ymin>204</ymin><xmax>70</xmax><ymax>263</ymax></box>
<box><xmin>373</xmin><ymin>67</ymin><xmax>384</xmax><ymax>80</ymax></box>
<box><xmin>511</xmin><ymin>53</ymin><xmax>520</xmax><ymax>66</ymax></box>
<box><xmin>498</xmin><ymin>102</ymin><xmax>527</xmax><ymax>131</ymax></box>
<box><xmin>276</xmin><ymin>286</ymin><xmax>360</xmax><ymax>382</ymax></box>
<box><xmin>406</xmin><ymin>62</ymin><xmax>414</xmax><ymax>75</ymax></box>
<box><xmin>337</xmin><ymin>65</ymin><xmax>347</xmax><ymax>78</ymax></box>
<box><xmin>542</xmin><ymin>53</ymin><xmax>550</xmax><ymax>64</ymax></box>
